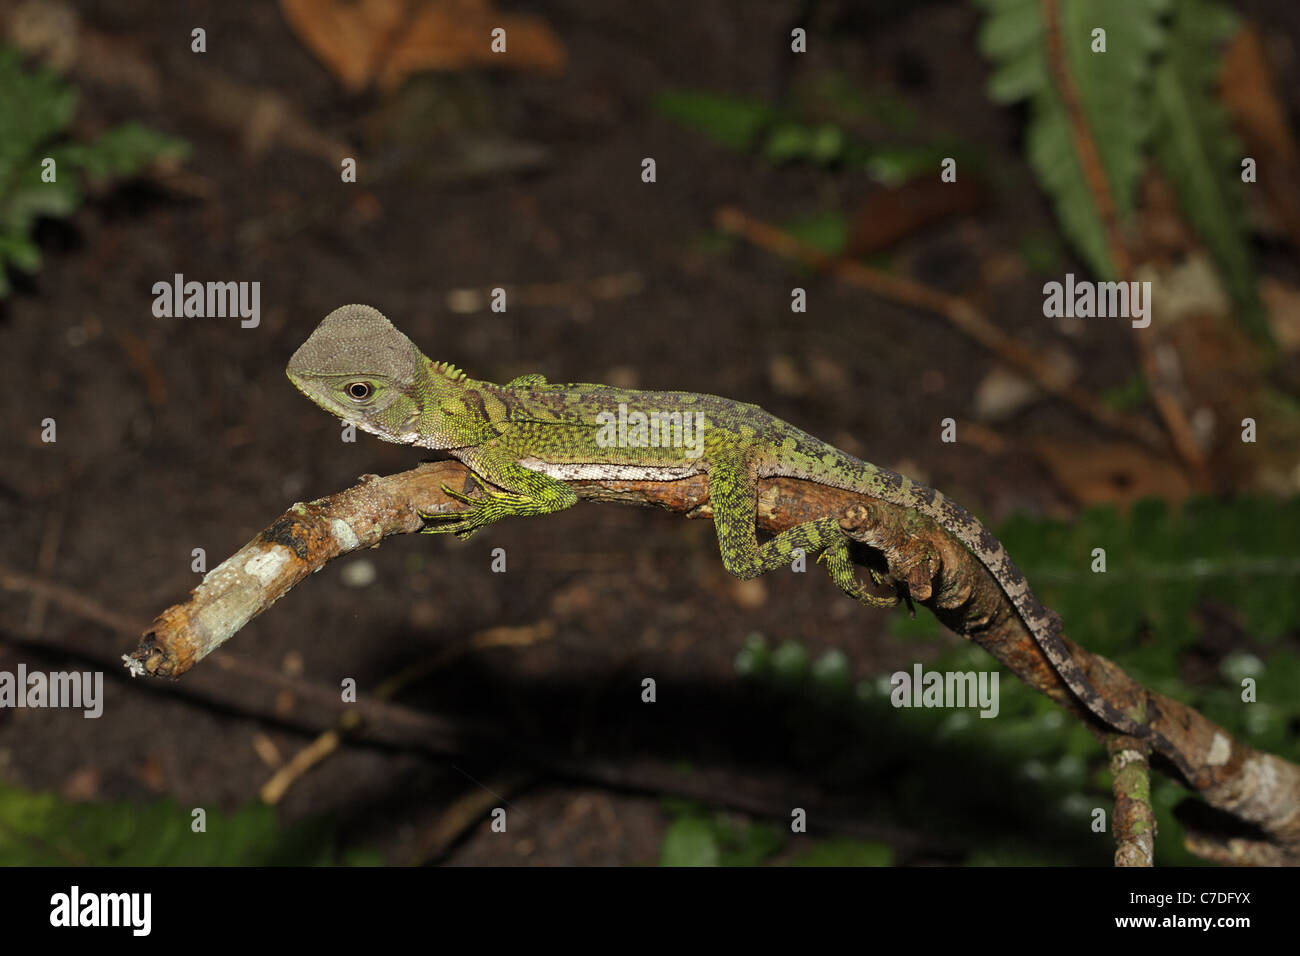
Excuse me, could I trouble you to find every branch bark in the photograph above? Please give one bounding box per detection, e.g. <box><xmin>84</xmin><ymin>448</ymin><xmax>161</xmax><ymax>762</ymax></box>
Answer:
<box><xmin>1109</xmin><ymin>733</ymin><xmax>1156</xmax><ymax>866</ymax></box>
<box><xmin>127</xmin><ymin>462</ymin><xmax>1300</xmax><ymax>862</ymax></box>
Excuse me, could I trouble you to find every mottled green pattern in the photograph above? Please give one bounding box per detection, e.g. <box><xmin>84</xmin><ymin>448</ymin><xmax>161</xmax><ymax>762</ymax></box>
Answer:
<box><xmin>288</xmin><ymin>305</ymin><xmax>1178</xmax><ymax>766</ymax></box>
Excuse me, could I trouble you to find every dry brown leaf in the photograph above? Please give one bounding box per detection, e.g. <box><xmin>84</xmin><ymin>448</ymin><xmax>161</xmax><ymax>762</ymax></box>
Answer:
<box><xmin>1220</xmin><ymin>24</ymin><xmax>1300</xmax><ymax>250</ymax></box>
<box><xmin>279</xmin><ymin>0</ymin><xmax>566</xmax><ymax>93</ymax></box>
<box><xmin>845</xmin><ymin>176</ymin><xmax>984</xmax><ymax>258</ymax></box>
<box><xmin>1033</xmin><ymin>439</ymin><xmax>1192</xmax><ymax>507</ymax></box>
<box><xmin>1221</xmin><ymin>25</ymin><xmax>1297</xmax><ymax>166</ymax></box>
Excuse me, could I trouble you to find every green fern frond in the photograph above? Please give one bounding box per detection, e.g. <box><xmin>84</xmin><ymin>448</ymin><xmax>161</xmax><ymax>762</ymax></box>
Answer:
<box><xmin>976</xmin><ymin>0</ymin><xmax>1170</xmax><ymax>279</ymax></box>
<box><xmin>0</xmin><ymin>47</ymin><xmax>188</xmax><ymax>298</ymax></box>
<box><xmin>975</xmin><ymin>0</ymin><xmax>1267</xmax><ymax>340</ymax></box>
<box><xmin>1151</xmin><ymin>0</ymin><xmax>1268</xmax><ymax>339</ymax></box>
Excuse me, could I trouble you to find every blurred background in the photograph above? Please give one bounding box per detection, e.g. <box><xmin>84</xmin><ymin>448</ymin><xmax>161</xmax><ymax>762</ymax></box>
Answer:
<box><xmin>1</xmin><ymin>0</ymin><xmax>1298</xmax><ymax>866</ymax></box>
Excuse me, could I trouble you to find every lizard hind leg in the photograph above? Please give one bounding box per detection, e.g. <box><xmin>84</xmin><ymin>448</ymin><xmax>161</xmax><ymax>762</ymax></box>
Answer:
<box><xmin>707</xmin><ymin>454</ymin><xmax>896</xmax><ymax>607</ymax></box>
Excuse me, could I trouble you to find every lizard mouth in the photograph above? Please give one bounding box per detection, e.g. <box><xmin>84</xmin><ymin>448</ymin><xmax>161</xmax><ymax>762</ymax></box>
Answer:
<box><xmin>351</xmin><ymin>418</ymin><xmax>418</xmax><ymax>445</ymax></box>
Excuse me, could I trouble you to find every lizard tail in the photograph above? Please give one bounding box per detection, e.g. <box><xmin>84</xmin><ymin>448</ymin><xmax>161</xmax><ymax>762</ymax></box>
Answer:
<box><xmin>861</xmin><ymin>466</ymin><xmax>1165</xmax><ymax>748</ymax></box>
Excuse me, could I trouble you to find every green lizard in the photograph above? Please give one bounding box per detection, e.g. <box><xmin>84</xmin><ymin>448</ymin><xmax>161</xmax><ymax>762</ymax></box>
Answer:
<box><xmin>287</xmin><ymin>303</ymin><xmax>1160</xmax><ymax>751</ymax></box>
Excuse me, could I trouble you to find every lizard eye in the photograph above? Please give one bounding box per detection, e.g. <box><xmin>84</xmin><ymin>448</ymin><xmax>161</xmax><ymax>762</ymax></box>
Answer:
<box><xmin>345</xmin><ymin>381</ymin><xmax>374</xmax><ymax>402</ymax></box>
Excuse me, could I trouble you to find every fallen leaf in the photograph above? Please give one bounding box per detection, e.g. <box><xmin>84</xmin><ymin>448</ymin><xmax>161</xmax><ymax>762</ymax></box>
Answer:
<box><xmin>1221</xmin><ymin>25</ymin><xmax>1297</xmax><ymax>167</ymax></box>
<box><xmin>845</xmin><ymin>175</ymin><xmax>983</xmax><ymax>258</ymax></box>
<box><xmin>1033</xmin><ymin>439</ymin><xmax>1192</xmax><ymax>507</ymax></box>
<box><xmin>1220</xmin><ymin>24</ymin><xmax>1300</xmax><ymax>250</ymax></box>
<box><xmin>280</xmin><ymin>0</ymin><xmax>566</xmax><ymax>93</ymax></box>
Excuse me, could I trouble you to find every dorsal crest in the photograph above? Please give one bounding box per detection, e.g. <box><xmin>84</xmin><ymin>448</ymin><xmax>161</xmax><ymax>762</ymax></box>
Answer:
<box><xmin>435</xmin><ymin>361</ymin><xmax>468</xmax><ymax>382</ymax></box>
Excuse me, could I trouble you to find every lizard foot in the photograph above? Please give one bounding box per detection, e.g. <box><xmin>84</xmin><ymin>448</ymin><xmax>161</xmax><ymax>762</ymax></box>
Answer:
<box><xmin>817</xmin><ymin>543</ymin><xmax>900</xmax><ymax>608</ymax></box>
<box><xmin>418</xmin><ymin>484</ymin><xmax>535</xmax><ymax>539</ymax></box>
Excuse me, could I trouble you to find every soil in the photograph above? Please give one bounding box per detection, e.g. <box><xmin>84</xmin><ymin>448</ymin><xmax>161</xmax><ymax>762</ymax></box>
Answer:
<box><xmin>1</xmin><ymin>0</ymin><xmax>1297</xmax><ymax>865</ymax></box>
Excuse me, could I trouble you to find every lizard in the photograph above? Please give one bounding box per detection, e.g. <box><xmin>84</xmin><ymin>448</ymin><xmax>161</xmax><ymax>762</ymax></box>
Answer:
<box><xmin>287</xmin><ymin>303</ymin><xmax>1164</xmax><ymax>755</ymax></box>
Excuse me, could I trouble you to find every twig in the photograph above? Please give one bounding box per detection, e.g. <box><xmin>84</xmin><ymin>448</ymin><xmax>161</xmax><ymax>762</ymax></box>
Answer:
<box><xmin>407</xmin><ymin>772</ymin><xmax>532</xmax><ymax>866</ymax></box>
<box><xmin>25</xmin><ymin>510</ymin><xmax>64</xmax><ymax>636</ymax></box>
<box><xmin>712</xmin><ymin>206</ymin><xmax>1169</xmax><ymax>454</ymax></box>
<box><xmin>2</xmin><ymin>564</ymin><xmax>142</xmax><ymax>635</ymax></box>
<box><xmin>258</xmin><ymin>723</ymin><xmax>348</xmax><ymax>805</ymax></box>
<box><xmin>260</xmin><ymin>623</ymin><xmax>555</xmax><ymax>804</ymax></box>
<box><xmin>1108</xmin><ymin>733</ymin><xmax>1156</xmax><ymax>866</ymax></box>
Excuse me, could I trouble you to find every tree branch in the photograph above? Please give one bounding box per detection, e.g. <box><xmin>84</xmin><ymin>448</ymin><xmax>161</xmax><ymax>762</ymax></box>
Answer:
<box><xmin>127</xmin><ymin>462</ymin><xmax>1300</xmax><ymax>862</ymax></box>
<box><xmin>1109</xmin><ymin>733</ymin><xmax>1156</xmax><ymax>866</ymax></box>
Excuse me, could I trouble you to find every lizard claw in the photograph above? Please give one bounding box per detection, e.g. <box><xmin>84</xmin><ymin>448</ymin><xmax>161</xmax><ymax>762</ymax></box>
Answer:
<box><xmin>419</xmin><ymin>483</ymin><xmax>492</xmax><ymax>537</ymax></box>
<box><xmin>418</xmin><ymin>506</ymin><xmax>480</xmax><ymax>538</ymax></box>
<box><xmin>420</xmin><ymin>486</ymin><xmax>533</xmax><ymax>539</ymax></box>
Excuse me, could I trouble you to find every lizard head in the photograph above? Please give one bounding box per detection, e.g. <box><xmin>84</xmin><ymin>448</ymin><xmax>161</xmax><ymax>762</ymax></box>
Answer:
<box><xmin>286</xmin><ymin>304</ymin><xmax>430</xmax><ymax>445</ymax></box>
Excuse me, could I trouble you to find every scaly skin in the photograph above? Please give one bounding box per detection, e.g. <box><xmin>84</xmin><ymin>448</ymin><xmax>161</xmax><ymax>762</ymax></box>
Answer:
<box><xmin>287</xmin><ymin>304</ymin><xmax>1157</xmax><ymax>746</ymax></box>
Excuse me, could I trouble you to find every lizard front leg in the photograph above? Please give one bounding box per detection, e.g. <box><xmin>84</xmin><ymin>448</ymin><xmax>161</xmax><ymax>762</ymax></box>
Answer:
<box><xmin>420</xmin><ymin>448</ymin><xmax>578</xmax><ymax>539</ymax></box>
<box><xmin>708</xmin><ymin>452</ymin><xmax>897</xmax><ymax>608</ymax></box>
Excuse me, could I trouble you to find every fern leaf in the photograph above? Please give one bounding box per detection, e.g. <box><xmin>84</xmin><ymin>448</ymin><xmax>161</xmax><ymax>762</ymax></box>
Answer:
<box><xmin>0</xmin><ymin>46</ymin><xmax>188</xmax><ymax>299</ymax></box>
<box><xmin>976</xmin><ymin>0</ymin><xmax>1170</xmax><ymax>278</ymax></box>
<box><xmin>1151</xmin><ymin>0</ymin><xmax>1267</xmax><ymax>340</ymax></box>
